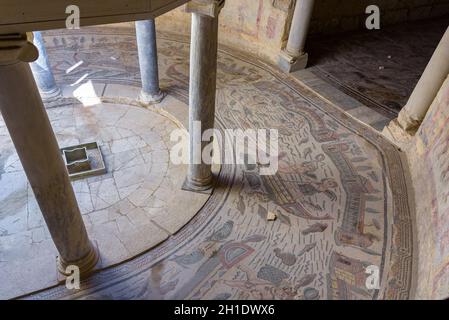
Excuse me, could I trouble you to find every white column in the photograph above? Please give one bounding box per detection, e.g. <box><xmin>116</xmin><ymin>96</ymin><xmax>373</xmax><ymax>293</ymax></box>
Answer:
<box><xmin>183</xmin><ymin>0</ymin><xmax>224</xmax><ymax>192</ymax></box>
<box><xmin>278</xmin><ymin>0</ymin><xmax>315</xmax><ymax>73</ymax></box>
<box><xmin>396</xmin><ymin>26</ymin><xmax>449</xmax><ymax>134</ymax></box>
<box><xmin>0</xmin><ymin>33</ymin><xmax>98</xmax><ymax>276</ymax></box>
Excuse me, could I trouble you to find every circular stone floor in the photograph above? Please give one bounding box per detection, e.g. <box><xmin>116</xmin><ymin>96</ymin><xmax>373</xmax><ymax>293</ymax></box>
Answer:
<box><xmin>0</xmin><ymin>100</ymin><xmax>209</xmax><ymax>299</ymax></box>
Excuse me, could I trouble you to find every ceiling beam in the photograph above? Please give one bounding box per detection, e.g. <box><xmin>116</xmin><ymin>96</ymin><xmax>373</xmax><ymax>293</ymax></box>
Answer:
<box><xmin>0</xmin><ymin>0</ymin><xmax>189</xmax><ymax>33</ymax></box>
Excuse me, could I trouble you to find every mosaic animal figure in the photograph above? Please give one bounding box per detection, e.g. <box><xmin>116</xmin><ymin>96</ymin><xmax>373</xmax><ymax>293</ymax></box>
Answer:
<box><xmin>245</xmin><ymin>171</ymin><xmax>334</xmax><ymax>220</ymax></box>
<box><xmin>302</xmin><ymin>223</ymin><xmax>328</xmax><ymax>235</ymax></box>
<box><xmin>296</xmin><ymin>274</ymin><xmax>317</xmax><ymax>288</ymax></box>
<box><xmin>278</xmin><ymin>153</ymin><xmax>326</xmax><ymax>179</ymax></box>
<box><xmin>297</xmin><ymin>243</ymin><xmax>317</xmax><ymax>257</ymax></box>
<box><xmin>274</xmin><ymin>248</ymin><xmax>297</xmax><ymax>266</ymax></box>
<box><xmin>244</xmin><ymin>152</ymin><xmax>336</xmax><ymax>220</ymax></box>
<box><xmin>206</xmin><ymin>221</ymin><xmax>234</xmax><ymax>242</ymax></box>
<box><xmin>297</xmin><ymin>178</ymin><xmax>338</xmax><ymax>201</ymax></box>
<box><xmin>222</xmin><ymin>265</ymin><xmax>300</xmax><ymax>300</ymax></box>
<box><xmin>170</xmin><ymin>248</ymin><xmax>205</xmax><ymax>268</ymax></box>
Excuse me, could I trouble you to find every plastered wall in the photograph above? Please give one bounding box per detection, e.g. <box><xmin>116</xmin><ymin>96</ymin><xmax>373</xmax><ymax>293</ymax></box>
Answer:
<box><xmin>155</xmin><ymin>0</ymin><xmax>293</xmax><ymax>64</ymax></box>
<box><xmin>152</xmin><ymin>0</ymin><xmax>449</xmax><ymax>64</ymax></box>
<box><xmin>407</xmin><ymin>75</ymin><xmax>449</xmax><ymax>300</ymax></box>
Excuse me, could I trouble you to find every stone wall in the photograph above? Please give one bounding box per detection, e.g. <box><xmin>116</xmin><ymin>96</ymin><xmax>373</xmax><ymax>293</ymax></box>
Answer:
<box><xmin>407</xmin><ymin>75</ymin><xmax>449</xmax><ymax>299</ymax></box>
<box><xmin>153</xmin><ymin>0</ymin><xmax>449</xmax><ymax>64</ymax></box>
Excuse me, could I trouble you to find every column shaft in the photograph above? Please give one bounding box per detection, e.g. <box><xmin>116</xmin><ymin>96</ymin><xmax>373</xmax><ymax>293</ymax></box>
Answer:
<box><xmin>136</xmin><ymin>19</ymin><xmax>164</xmax><ymax>104</ymax></box>
<box><xmin>30</xmin><ymin>32</ymin><xmax>61</xmax><ymax>100</ymax></box>
<box><xmin>286</xmin><ymin>0</ymin><xmax>315</xmax><ymax>56</ymax></box>
<box><xmin>397</xmin><ymin>26</ymin><xmax>449</xmax><ymax>133</ymax></box>
<box><xmin>186</xmin><ymin>13</ymin><xmax>219</xmax><ymax>191</ymax></box>
<box><xmin>278</xmin><ymin>0</ymin><xmax>315</xmax><ymax>72</ymax></box>
<box><xmin>0</xmin><ymin>59</ymin><xmax>97</xmax><ymax>275</ymax></box>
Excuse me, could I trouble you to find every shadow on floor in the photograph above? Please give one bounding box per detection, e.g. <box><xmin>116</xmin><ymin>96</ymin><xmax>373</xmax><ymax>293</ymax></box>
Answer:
<box><xmin>307</xmin><ymin>17</ymin><xmax>448</xmax><ymax>117</ymax></box>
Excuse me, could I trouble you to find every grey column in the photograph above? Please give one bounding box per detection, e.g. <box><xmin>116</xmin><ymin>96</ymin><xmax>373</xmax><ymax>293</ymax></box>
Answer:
<box><xmin>278</xmin><ymin>0</ymin><xmax>315</xmax><ymax>72</ymax></box>
<box><xmin>136</xmin><ymin>19</ymin><xmax>164</xmax><ymax>104</ymax></box>
<box><xmin>184</xmin><ymin>3</ymin><xmax>222</xmax><ymax>191</ymax></box>
<box><xmin>30</xmin><ymin>31</ymin><xmax>61</xmax><ymax>101</ymax></box>
<box><xmin>0</xmin><ymin>33</ymin><xmax>98</xmax><ymax>276</ymax></box>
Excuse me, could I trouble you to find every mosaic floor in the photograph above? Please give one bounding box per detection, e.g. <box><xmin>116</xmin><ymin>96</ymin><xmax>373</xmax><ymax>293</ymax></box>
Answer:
<box><xmin>307</xmin><ymin>17</ymin><xmax>448</xmax><ymax>117</ymax></box>
<box><xmin>1</xmin><ymin>26</ymin><xmax>415</xmax><ymax>300</ymax></box>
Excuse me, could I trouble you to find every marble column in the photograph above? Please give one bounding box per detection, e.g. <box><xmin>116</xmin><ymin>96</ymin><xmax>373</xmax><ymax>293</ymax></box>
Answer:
<box><xmin>184</xmin><ymin>0</ymin><xmax>224</xmax><ymax>191</ymax></box>
<box><xmin>136</xmin><ymin>19</ymin><xmax>164</xmax><ymax>104</ymax></box>
<box><xmin>0</xmin><ymin>33</ymin><xmax>98</xmax><ymax>276</ymax></box>
<box><xmin>278</xmin><ymin>0</ymin><xmax>315</xmax><ymax>73</ymax></box>
<box><xmin>30</xmin><ymin>31</ymin><xmax>61</xmax><ymax>101</ymax></box>
<box><xmin>396</xmin><ymin>26</ymin><xmax>449</xmax><ymax>133</ymax></box>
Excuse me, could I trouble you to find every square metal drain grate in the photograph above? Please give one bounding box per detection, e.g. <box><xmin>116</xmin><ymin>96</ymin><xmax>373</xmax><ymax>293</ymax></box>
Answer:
<box><xmin>61</xmin><ymin>142</ymin><xmax>107</xmax><ymax>180</ymax></box>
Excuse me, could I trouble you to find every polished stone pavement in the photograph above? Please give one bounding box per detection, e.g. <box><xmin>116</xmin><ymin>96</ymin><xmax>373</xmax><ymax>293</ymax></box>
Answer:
<box><xmin>0</xmin><ymin>96</ymin><xmax>210</xmax><ymax>299</ymax></box>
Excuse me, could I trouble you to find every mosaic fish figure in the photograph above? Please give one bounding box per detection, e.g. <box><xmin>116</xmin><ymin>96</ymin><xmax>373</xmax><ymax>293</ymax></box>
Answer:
<box><xmin>159</xmin><ymin>279</ymin><xmax>179</xmax><ymax>296</ymax></box>
<box><xmin>170</xmin><ymin>248</ymin><xmax>205</xmax><ymax>267</ymax></box>
<box><xmin>257</xmin><ymin>265</ymin><xmax>290</xmax><ymax>286</ymax></box>
<box><xmin>295</xmin><ymin>274</ymin><xmax>317</xmax><ymax>289</ymax></box>
<box><xmin>303</xmin><ymin>287</ymin><xmax>320</xmax><ymax>300</ymax></box>
<box><xmin>206</xmin><ymin>220</ymin><xmax>234</xmax><ymax>242</ymax></box>
<box><xmin>242</xmin><ymin>234</ymin><xmax>266</xmax><ymax>243</ymax></box>
<box><xmin>298</xmin><ymin>243</ymin><xmax>317</xmax><ymax>257</ymax></box>
<box><xmin>302</xmin><ymin>223</ymin><xmax>328</xmax><ymax>235</ymax></box>
<box><xmin>237</xmin><ymin>195</ymin><xmax>246</xmax><ymax>214</ymax></box>
<box><xmin>274</xmin><ymin>248</ymin><xmax>297</xmax><ymax>266</ymax></box>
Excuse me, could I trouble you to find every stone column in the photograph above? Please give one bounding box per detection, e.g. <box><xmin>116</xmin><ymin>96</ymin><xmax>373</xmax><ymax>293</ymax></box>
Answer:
<box><xmin>0</xmin><ymin>33</ymin><xmax>98</xmax><ymax>276</ymax></box>
<box><xmin>136</xmin><ymin>19</ymin><xmax>164</xmax><ymax>104</ymax></box>
<box><xmin>278</xmin><ymin>0</ymin><xmax>315</xmax><ymax>73</ymax></box>
<box><xmin>30</xmin><ymin>31</ymin><xmax>61</xmax><ymax>101</ymax></box>
<box><xmin>395</xmin><ymin>26</ymin><xmax>449</xmax><ymax>134</ymax></box>
<box><xmin>183</xmin><ymin>0</ymin><xmax>224</xmax><ymax>191</ymax></box>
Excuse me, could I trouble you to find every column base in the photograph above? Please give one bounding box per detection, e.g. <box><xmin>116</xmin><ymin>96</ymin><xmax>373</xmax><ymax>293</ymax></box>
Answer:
<box><xmin>139</xmin><ymin>89</ymin><xmax>165</xmax><ymax>105</ymax></box>
<box><xmin>397</xmin><ymin>109</ymin><xmax>421</xmax><ymax>135</ymax></box>
<box><xmin>382</xmin><ymin>118</ymin><xmax>414</xmax><ymax>148</ymax></box>
<box><xmin>39</xmin><ymin>86</ymin><xmax>62</xmax><ymax>102</ymax></box>
<box><xmin>182</xmin><ymin>175</ymin><xmax>215</xmax><ymax>194</ymax></box>
<box><xmin>278</xmin><ymin>50</ymin><xmax>309</xmax><ymax>73</ymax></box>
<box><xmin>56</xmin><ymin>241</ymin><xmax>100</xmax><ymax>277</ymax></box>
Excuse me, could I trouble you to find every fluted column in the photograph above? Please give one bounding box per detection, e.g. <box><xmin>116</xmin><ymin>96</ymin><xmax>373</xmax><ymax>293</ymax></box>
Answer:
<box><xmin>0</xmin><ymin>33</ymin><xmax>98</xmax><ymax>276</ymax></box>
<box><xmin>278</xmin><ymin>0</ymin><xmax>315</xmax><ymax>73</ymax></box>
<box><xmin>396</xmin><ymin>26</ymin><xmax>449</xmax><ymax>134</ymax></box>
<box><xmin>183</xmin><ymin>0</ymin><xmax>224</xmax><ymax>192</ymax></box>
<box><xmin>136</xmin><ymin>19</ymin><xmax>164</xmax><ymax>104</ymax></box>
<box><xmin>30</xmin><ymin>31</ymin><xmax>61</xmax><ymax>101</ymax></box>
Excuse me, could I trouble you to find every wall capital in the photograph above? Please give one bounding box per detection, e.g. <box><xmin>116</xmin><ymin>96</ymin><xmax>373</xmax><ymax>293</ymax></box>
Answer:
<box><xmin>184</xmin><ymin>0</ymin><xmax>225</xmax><ymax>18</ymax></box>
<box><xmin>0</xmin><ymin>33</ymin><xmax>38</xmax><ymax>65</ymax></box>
